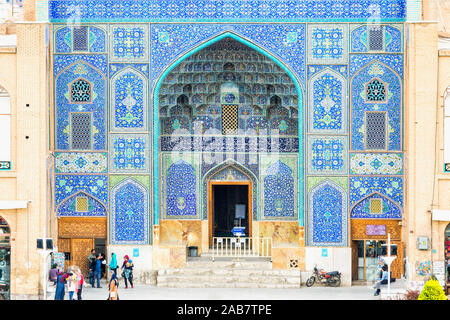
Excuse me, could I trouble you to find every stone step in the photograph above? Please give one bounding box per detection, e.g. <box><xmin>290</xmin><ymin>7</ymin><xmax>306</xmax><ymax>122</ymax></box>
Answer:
<box><xmin>157</xmin><ymin>281</ymin><xmax>301</xmax><ymax>289</ymax></box>
<box><xmin>184</xmin><ymin>260</ymin><xmax>273</xmax><ymax>270</ymax></box>
<box><xmin>158</xmin><ymin>268</ymin><xmax>300</xmax><ymax>277</ymax></box>
<box><xmin>157</xmin><ymin>274</ymin><xmax>300</xmax><ymax>284</ymax></box>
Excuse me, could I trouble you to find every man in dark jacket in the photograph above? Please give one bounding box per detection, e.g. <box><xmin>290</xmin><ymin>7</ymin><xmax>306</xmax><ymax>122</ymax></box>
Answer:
<box><xmin>87</xmin><ymin>249</ymin><xmax>96</xmax><ymax>287</ymax></box>
<box><xmin>93</xmin><ymin>254</ymin><xmax>102</xmax><ymax>288</ymax></box>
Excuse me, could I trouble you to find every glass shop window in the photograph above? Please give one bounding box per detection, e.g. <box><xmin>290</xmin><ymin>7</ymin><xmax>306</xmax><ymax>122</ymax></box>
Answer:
<box><xmin>0</xmin><ymin>86</ymin><xmax>11</xmax><ymax>170</ymax></box>
<box><xmin>365</xmin><ymin>111</ymin><xmax>387</xmax><ymax>150</ymax></box>
<box><xmin>71</xmin><ymin>113</ymin><xmax>92</xmax><ymax>150</ymax></box>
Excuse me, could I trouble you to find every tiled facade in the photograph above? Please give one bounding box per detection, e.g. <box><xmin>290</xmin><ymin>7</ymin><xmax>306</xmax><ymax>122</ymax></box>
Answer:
<box><xmin>50</xmin><ymin>0</ymin><xmax>405</xmax><ymax>252</ymax></box>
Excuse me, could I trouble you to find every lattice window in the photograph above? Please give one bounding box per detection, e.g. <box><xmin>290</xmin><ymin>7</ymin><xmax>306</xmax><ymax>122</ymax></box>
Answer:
<box><xmin>70</xmin><ymin>79</ymin><xmax>91</xmax><ymax>103</ymax></box>
<box><xmin>370</xmin><ymin>198</ymin><xmax>383</xmax><ymax>214</ymax></box>
<box><xmin>368</xmin><ymin>25</ymin><xmax>384</xmax><ymax>51</ymax></box>
<box><xmin>71</xmin><ymin>113</ymin><xmax>92</xmax><ymax>150</ymax></box>
<box><xmin>73</xmin><ymin>26</ymin><xmax>88</xmax><ymax>52</ymax></box>
<box><xmin>365</xmin><ymin>112</ymin><xmax>387</xmax><ymax>150</ymax></box>
<box><xmin>75</xmin><ymin>196</ymin><xmax>89</xmax><ymax>212</ymax></box>
<box><xmin>222</xmin><ymin>104</ymin><xmax>238</xmax><ymax>135</ymax></box>
<box><xmin>366</xmin><ymin>79</ymin><xmax>386</xmax><ymax>103</ymax></box>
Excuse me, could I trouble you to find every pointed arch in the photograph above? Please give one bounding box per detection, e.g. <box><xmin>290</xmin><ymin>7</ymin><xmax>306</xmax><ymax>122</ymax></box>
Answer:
<box><xmin>56</xmin><ymin>190</ymin><xmax>107</xmax><ymax>217</ymax></box>
<box><xmin>152</xmin><ymin>31</ymin><xmax>305</xmax><ymax>226</ymax></box>
<box><xmin>307</xmin><ymin>179</ymin><xmax>348</xmax><ymax>247</ymax></box>
<box><xmin>202</xmin><ymin>159</ymin><xmax>258</xmax><ymax>221</ymax></box>
<box><xmin>308</xmin><ymin>67</ymin><xmax>348</xmax><ymax>134</ymax></box>
<box><xmin>110</xmin><ymin>66</ymin><xmax>148</xmax><ymax>131</ymax></box>
<box><xmin>110</xmin><ymin>178</ymin><xmax>149</xmax><ymax>244</ymax></box>
<box><xmin>350</xmin><ymin>60</ymin><xmax>403</xmax><ymax>151</ymax></box>
<box><xmin>350</xmin><ymin>192</ymin><xmax>402</xmax><ymax>219</ymax></box>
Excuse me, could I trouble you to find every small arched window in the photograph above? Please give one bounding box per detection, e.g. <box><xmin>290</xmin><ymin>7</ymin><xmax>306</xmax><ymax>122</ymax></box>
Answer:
<box><xmin>70</xmin><ymin>78</ymin><xmax>91</xmax><ymax>103</ymax></box>
<box><xmin>365</xmin><ymin>78</ymin><xmax>387</xmax><ymax>103</ymax></box>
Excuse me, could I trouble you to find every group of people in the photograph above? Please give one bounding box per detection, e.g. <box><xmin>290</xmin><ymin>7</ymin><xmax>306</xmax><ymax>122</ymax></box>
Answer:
<box><xmin>50</xmin><ymin>249</ymin><xmax>135</xmax><ymax>300</ymax></box>
<box><xmin>49</xmin><ymin>265</ymin><xmax>84</xmax><ymax>300</ymax></box>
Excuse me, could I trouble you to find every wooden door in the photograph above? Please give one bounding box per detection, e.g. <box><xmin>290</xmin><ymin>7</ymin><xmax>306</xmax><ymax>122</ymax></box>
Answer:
<box><xmin>351</xmin><ymin>241</ymin><xmax>359</xmax><ymax>281</ymax></box>
<box><xmin>71</xmin><ymin>238</ymin><xmax>94</xmax><ymax>276</ymax></box>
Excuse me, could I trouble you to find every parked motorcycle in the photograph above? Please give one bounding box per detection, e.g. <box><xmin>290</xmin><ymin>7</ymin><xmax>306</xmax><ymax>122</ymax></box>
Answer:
<box><xmin>305</xmin><ymin>266</ymin><xmax>341</xmax><ymax>287</ymax></box>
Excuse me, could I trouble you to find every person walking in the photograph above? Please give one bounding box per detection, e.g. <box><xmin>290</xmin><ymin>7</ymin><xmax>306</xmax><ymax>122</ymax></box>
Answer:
<box><xmin>54</xmin><ymin>271</ymin><xmax>66</xmax><ymax>300</ymax></box>
<box><xmin>94</xmin><ymin>254</ymin><xmax>102</xmax><ymax>288</ymax></box>
<box><xmin>67</xmin><ymin>271</ymin><xmax>76</xmax><ymax>300</ymax></box>
<box><xmin>88</xmin><ymin>249</ymin><xmax>96</xmax><ymax>288</ymax></box>
<box><xmin>49</xmin><ymin>263</ymin><xmax>58</xmax><ymax>286</ymax></box>
<box><xmin>107</xmin><ymin>270</ymin><xmax>119</xmax><ymax>300</ymax></box>
<box><xmin>109</xmin><ymin>253</ymin><xmax>118</xmax><ymax>276</ymax></box>
<box><xmin>75</xmin><ymin>267</ymin><xmax>84</xmax><ymax>300</ymax></box>
<box><xmin>121</xmin><ymin>255</ymin><xmax>134</xmax><ymax>289</ymax></box>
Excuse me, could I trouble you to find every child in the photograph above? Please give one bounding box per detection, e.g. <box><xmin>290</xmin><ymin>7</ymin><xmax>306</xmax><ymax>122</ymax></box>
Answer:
<box><xmin>66</xmin><ymin>272</ymin><xmax>76</xmax><ymax>300</ymax></box>
<box><xmin>75</xmin><ymin>268</ymin><xmax>84</xmax><ymax>300</ymax></box>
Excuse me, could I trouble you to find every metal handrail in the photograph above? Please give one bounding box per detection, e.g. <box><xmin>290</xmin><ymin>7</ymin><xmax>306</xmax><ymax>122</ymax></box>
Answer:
<box><xmin>211</xmin><ymin>237</ymin><xmax>272</xmax><ymax>261</ymax></box>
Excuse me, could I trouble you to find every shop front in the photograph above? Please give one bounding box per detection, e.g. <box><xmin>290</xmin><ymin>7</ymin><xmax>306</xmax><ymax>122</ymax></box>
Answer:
<box><xmin>57</xmin><ymin>217</ymin><xmax>107</xmax><ymax>276</ymax></box>
<box><xmin>0</xmin><ymin>216</ymin><xmax>10</xmax><ymax>299</ymax></box>
<box><xmin>351</xmin><ymin>219</ymin><xmax>403</xmax><ymax>282</ymax></box>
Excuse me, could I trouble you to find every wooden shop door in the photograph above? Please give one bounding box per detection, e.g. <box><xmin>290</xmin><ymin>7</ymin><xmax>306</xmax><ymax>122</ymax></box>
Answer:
<box><xmin>71</xmin><ymin>238</ymin><xmax>94</xmax><ymax>276</ymax></box>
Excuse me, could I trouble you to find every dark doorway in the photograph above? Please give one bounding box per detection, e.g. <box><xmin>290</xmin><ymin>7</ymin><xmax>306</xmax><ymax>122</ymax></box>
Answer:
<box><xmin>213</xmin><ymin>185</ymin><xmax>249</xmax><ymax>238</ymax></box>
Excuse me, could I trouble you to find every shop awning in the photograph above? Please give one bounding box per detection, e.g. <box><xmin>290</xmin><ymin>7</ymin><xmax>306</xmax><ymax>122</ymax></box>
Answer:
<box><xmin>0</xmin><ymin>200</ymin><xmax>30</xmax><ymax>209</ymax></box>
<box><xmin>432</xmin><ymin>209</ymin><xmax>450</xmax><ymax>221</ymax></box>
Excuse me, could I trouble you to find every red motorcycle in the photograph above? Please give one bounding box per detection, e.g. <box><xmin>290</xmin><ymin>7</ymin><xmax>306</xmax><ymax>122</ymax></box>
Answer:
<box><xmin>305</xmin><ymin>266</ymin><xmax>341</xmax><ymax>287</ymax></box>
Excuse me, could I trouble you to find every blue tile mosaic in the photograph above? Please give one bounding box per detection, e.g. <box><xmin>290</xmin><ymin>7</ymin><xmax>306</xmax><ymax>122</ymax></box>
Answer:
<box><xmin>350</xmin><ymin>193</ymin><xmax>402</xmax><ymax>219</ymax></box>
<box><xmin>307</xmin><ymin>24</ymin><xmax>348</xmax><ymax>65</ymax></box>
<box><xmin>350</xmin><ymin>153</ymin><xmax>403</xmax><ymax>175</ymax></box>
<box><xmin>110</xmin><ymin>25</ymin><xmax>149</xmax><ymax>62</ymax></box>
<box><xmin>150</xmin><ymin>24</ymin><xmax>306</xmax><ymax>88</ymax></box>
<box><xmin>49</xmin><ymin>0</ymin><xmax>407</xmax><ymax>22</ymax></box>
<box><xmin>109</xmin><ymin>134</ymin><xmax>150</xmax><ymax>173</ymax></box>
<box><xmin>55</xmin><ymin>152</ymin><xmax>108</xmax><ymax>173</ymax></box>
<box><xmin>55</xmin><ymin>174</ymin><xmax>108</xmax><ymax>207</ymax></box>
<box><xmin>57</xmin><ymin>191</ymin><xmax>107</xmax><ymax>217</ymax></box>
<box><xmin>308</xmin><ymin>136</ymin><xmax>348</xmax><ymax>175</ymax></box>
<box><xmin>166</xmin><ymin>160</ymin><xmax>197</xmax><ymax>217</ymax></box>
<box><xmin>308</xmin><ymin>180</ymin><xmax>348</xmax><ymax>246</ymax></box>
<box><xmin>350</xmin><ymin>61</ymin><xmax>402</xmax><ymax>151</ymax></box>
<box><xmin>54</xmin><ymin>58</ymin><xmax>107</xmax><ymax>151</ymax></box>
<box><xmin>110</xmin><ymin>66</ymin><xmax>148</xmax><ymax>131</ymax></box>
<box><xmin>308</xmin><ymin>67</ymin><xmax>347</xmax><ymax>134</ymax></box>
<box><xmin>263</xmin><ymin>160</ymin><xmax>295</xmax><ymax>218</ymax></box>
<box><xmin>111</xmin><ymin>179</ymin><xmax>149</xmax><ymax>244</ymax></box>
<box><xmin>349</xmin><ymin>176</ymin><xmax>403</xmax><ymax>208</ymax></box>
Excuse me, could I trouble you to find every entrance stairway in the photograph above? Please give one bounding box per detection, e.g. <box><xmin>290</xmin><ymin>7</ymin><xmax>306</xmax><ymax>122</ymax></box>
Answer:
<box><xmin>157</xmin><ymin>254</ymin><xmax>302</xmax><ymax>289</ymax></box>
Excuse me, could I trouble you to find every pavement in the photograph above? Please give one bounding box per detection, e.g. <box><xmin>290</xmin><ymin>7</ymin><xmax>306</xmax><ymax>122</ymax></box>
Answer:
<box><xmin>49</xmin><ymin>281</ymin><xmax>382</xmax><ymax>300</ymax></box>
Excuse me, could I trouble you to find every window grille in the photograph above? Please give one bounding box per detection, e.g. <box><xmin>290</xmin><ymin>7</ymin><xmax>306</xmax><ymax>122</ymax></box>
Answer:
<box><xmin>70</xmin><ymin>79</ymin><xmax>91</xmax><ymax>103</ymax></box>
<box><xmin>365</xmin><ymin>112</ymin><xmax>387</xmax><ymax>150</ymax></box>
<box><xmin>368</xmin><ymin>25</ymin><xmax>384</xmax><ymax>51</ymax></box>
<box><xmin>73</xmin><ymin>26</ymin><xmax>88</xmax><ymax>52</ymax></box>
<box><xmin>75</xmin><ymin>197</ymin><xmax>89</xmax><ymax>212</ymax></box>
<box><xmin>222</xmin><ymin>104</ymin><xmax>238</xmax><ymax>135</ymax></box>
<box><xmin>366</xmin><ymin>79</ymin><xmax>386</xmax><ymax>103</ymax></box>
<box><xmin>370</xmin><ymin>198</ymin><xmax>383</xmax><ymax>214</ymax></box>
<box><xmin>71</xmin><ymin>113</ymin><xmax>92</xmax><ymax>150</ymax></box>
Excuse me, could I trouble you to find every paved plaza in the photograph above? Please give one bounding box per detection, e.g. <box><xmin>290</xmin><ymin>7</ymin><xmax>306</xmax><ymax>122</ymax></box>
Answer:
<box><xmin>49</xmin><ymin>282</ymin><xmax>382</xmax><ymax>301</ymax></box>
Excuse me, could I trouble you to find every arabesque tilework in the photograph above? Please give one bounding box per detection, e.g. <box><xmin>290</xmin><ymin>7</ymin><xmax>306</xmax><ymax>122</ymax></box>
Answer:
<box><xmin>51</xmin><ymin>0</ymin><xmax>405</xmax><ymax>245</ymax></box>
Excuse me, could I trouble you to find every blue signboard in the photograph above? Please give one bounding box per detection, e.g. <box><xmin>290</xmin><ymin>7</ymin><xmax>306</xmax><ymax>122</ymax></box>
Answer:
<box><xmin>232</xmin><ymin>227</ymin><xmax>246</xmax><ymax>237</ymax></box>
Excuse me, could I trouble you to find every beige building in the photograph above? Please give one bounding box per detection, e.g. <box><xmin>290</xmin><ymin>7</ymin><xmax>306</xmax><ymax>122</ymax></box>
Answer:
<box><xmin>405</xmin><ymin>0</ymin><xmax>450</xmax><ymax>288</ymax></box>
<box><xmin>0</xmin><ymin>1</ymin><xmax>50</xmax><ymax>299</ymax></box>
<box><xmin>0</xmin><ymin>0</ymin><xmax>449</xmax><ymax>299</ymax></box>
